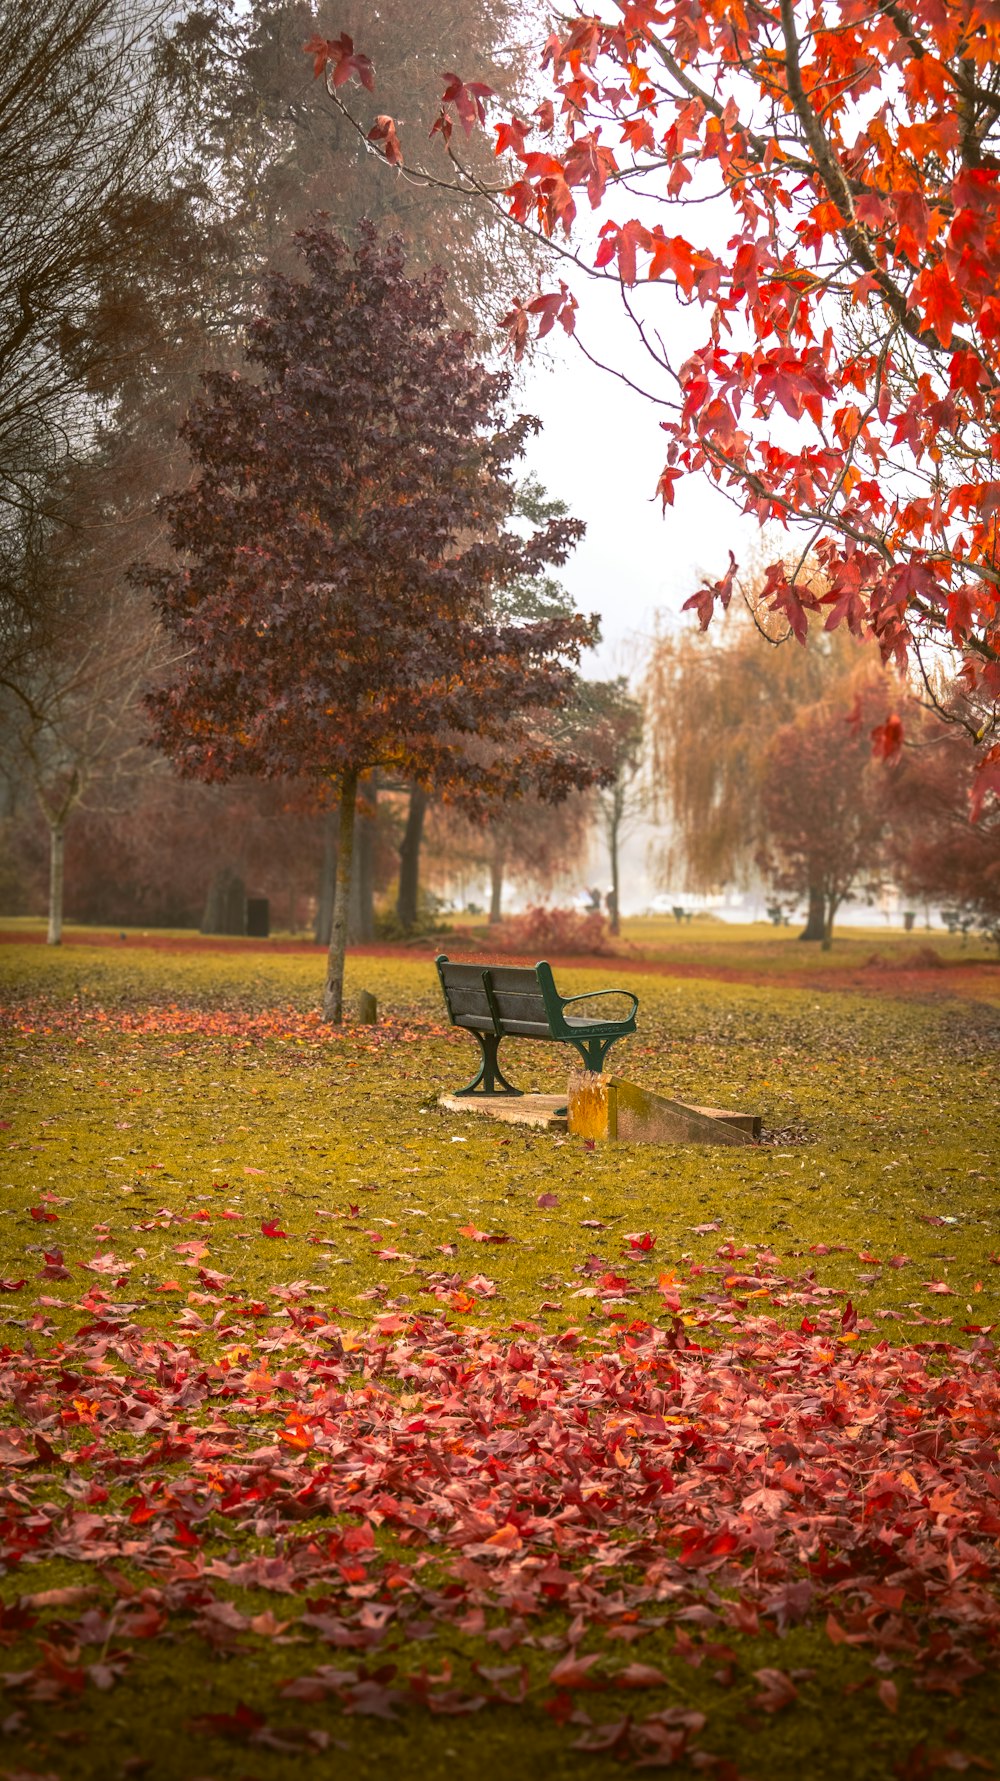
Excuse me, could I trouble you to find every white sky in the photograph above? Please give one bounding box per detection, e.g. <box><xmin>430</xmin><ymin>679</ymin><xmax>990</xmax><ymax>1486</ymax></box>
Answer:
<box><xmin>512</xmin><ymin>246</ymin><xmax>759</xmax><ymax>679</ymax></box>
<box><xmin>496</xmin><ymin>298</ymin><xmax>742</xmax><ymax>908</ymax></box>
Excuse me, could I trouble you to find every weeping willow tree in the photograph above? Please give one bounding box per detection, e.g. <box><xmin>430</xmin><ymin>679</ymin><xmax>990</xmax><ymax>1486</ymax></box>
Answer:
<box><xmin>644</xmin><ymin>567</ymin><xmax>877</xmax><ymax>938</ymax></box>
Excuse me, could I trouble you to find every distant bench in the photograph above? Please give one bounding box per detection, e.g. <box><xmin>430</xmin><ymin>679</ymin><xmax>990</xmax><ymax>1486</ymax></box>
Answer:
<box><xmin>436</xmin><ymin>955</ymin><xmax>639</xmax><ymax>1097</ymax></box>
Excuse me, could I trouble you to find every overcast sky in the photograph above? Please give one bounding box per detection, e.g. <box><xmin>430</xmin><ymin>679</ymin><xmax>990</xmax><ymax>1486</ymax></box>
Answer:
<box><xmin>514</xmin><ymin>270</ymin><xmax>758</xmax><ymax>680</ymax></box>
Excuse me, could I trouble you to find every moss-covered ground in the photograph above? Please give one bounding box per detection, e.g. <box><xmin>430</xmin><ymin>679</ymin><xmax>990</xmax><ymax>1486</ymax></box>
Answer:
<box><xmin>1</xmin><ymin>928</ymin><xmax>998</xmax><ymax>1780</ymax></box>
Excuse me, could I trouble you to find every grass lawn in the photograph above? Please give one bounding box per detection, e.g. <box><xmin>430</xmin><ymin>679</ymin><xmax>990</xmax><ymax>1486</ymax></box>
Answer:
<box><xmin>1</xmin><ymin>929</ymin><xmax>998</xmax><ymax>1780</ymax></box>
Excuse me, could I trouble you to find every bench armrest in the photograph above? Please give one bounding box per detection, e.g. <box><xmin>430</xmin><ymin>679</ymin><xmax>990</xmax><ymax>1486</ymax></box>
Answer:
<box><xmin>560</xmin><ymin>989</ymin><xmax>638</xmax><ymax>1020</ymax></box>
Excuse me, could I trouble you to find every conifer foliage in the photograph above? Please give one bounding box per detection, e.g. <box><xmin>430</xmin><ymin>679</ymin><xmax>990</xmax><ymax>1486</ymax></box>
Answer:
<box><xmin>140</xmin><ymin>224</ymin><xmax>598</xmax><ymax>1019</ymax></box>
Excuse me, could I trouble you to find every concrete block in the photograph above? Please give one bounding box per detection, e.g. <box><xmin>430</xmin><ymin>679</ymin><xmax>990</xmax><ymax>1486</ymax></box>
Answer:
<box><xmin>438</xmin><ymin>1093</ymin><xmax>568</xmax><ymax>1132</ymax></box>
<box><xmin>566</xmin><ymin>1074</ymin><xmax>757</xmax><ymax>1146</ymax></box>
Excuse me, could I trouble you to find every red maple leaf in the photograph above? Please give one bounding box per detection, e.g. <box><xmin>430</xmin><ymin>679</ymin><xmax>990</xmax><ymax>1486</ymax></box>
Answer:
<box><xmin>871</xmin><ymin>713</ymin><xmax>904</xmax><ymax>760</ymax></box>
<box><xmin>303</xmin><ymin>34</ymin><xmax>374</xmax><ymax>90</ymax></box>
<box><xmin>439</xmin><ymin>72</ymin><xmax>494</xmax><ymax>137</ymax></box>
<box><xmin>914</xmin><ymin>259</ymin><xmax>968</xmax><ymax>349</ymax></box>
<box><xmin>368</xmin><ymin>116</ymin><xmax>403</xmax><ymax>167</ymax></box>
<box><xmin>494</xmin><ymin>117</ymin><xmax>530</xmax><ymax>160</ymax></box>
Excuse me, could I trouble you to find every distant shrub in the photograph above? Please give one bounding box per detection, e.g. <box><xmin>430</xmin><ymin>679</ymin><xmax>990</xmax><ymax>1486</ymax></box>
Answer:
<box><xmin>492</xmin><ymin>905</ymin><xmax>611</xmax><ymax>955</ymax></box>
<box><xmin>374</xmin><ymin>896</ymin><xmax>452</xmax><ymax>942</ymax></box>
<box><xmin>865</xmin><ymin>946</ymin><xmax>944</xmax><ymax>971</ymax></box>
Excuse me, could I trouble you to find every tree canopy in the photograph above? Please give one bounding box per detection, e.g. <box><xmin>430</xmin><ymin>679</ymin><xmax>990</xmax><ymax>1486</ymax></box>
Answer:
<box><xmin>162</xmin><ymin>0</ymin><xmax>538</xmax><ymax>335</ymax></box>
<box><xmin>887</xmin><ymin>688</ymin><xmax>1000</xmax><ymax>946</ymax></box>
<box><xmin>139</xmin><ymin>224</ymin><xmax>600</xmax><ymax>1017</ymax></box>
<box><xmin>315</xmin><ymin>0</ymin><xmax>1000</xmax><ymax>811</ymax></box>
<box><xmin>758</xmin><ymin>669</ymin><xmax>891</xmax><ymax>946</ymax></box>
<box><xmin>645</xmin><ymin>587</ymin><xmax>874</xmax><ymax>896</ymax></box>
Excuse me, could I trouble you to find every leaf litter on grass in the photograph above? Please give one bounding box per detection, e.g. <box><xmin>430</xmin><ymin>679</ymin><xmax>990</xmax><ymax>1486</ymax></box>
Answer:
<box><xmin>0</xmin><ymin>1307</ymin><xmax>998</xmax><ymax>1774</ymax></box>
<box><xmin>0</xmin><ymin>943</ymin><xmax>999</xmax><ymax>1777</ymax></box>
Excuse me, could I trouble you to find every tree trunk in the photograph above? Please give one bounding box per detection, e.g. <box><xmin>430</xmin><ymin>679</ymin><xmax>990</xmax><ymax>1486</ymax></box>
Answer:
<box><xmin>822</xmin><ymin>896</ymin><xmax>838</xmax><ymax>951</ymax></box>
<box><xmin>396</xmin><ymin>784</ymin><xmax>428</xmax><ymax>932</ymax></box>
<box><xmin>798</xmin><ymin>884</ymin><xmax>825</xmax><ymax>941</ymax></box>
<box><xmin>201</xmin><ymin>867</ymin><xmax>246</xmax><ymax>935</ymax></box>
<box><xmin>47</xmin><ymin>820</ymin><xmax>65</xmax><ymax>946</ymax></box>
<box><xmin>348</xmin><ymin>787</ymin><xmax>376</xmax><ymax>943</ymax></box>
<box><xmin>323</xmin><ymin>769</ymin><xmax>358</xmax><ymax>1022</ymax></box>
<box><xmin>489</xmin><ymin>838</ymin><xmax>505</xmax><ymax>924</ymax></box>
<box><xmin>608</xmin><ymin>814</ymin><xmax>621</xmax><ymax>937</ymax></box>
<box><xmin>314</xmin><ymin>807</ymin><xmax>337</xmax><ymax>946</ymax></box>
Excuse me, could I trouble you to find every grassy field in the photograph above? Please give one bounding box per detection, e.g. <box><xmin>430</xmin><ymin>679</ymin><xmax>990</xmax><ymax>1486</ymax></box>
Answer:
<box><xmin>1</xmin><ymin>931</ymin><xmax>998</xmax><ymax>1780</ymax></box>
<box><xmin>4</xmin><ymin>907</ymin><xmax>997</xmax><ymax>960</ymax></box>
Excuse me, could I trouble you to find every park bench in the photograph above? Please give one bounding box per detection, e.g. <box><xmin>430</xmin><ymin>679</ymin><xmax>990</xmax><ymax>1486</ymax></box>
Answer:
<box><xmin>671</xmin><ymin>905</ymin><xmax>693</xmax><ymax>924</ymax></box>
<box><xmin>435</xmin><ymin>955</ymin><xmax>639</xmax><ymax>1097</ymax></box>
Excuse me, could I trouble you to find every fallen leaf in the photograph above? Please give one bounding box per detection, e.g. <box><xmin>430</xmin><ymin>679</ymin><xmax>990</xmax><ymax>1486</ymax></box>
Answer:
<box><xmin>752</xmin><ymin>1667</ymin><xmax>798</xmax><ymax>1712</ymax></box>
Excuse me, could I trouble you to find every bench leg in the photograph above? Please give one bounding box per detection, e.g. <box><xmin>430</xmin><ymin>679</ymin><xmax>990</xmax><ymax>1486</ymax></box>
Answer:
<box><xmin>454</xmin><ymin>1032</ymin><xmax>523</xmax><ymax>1097</ymax></box>
<box><xmin>568</xmin><ymin>1036</ymin><xmax>617</xmax><ymax>1074</ymax></box>
<box><xmin>555</xmin><ymin>1036</ymin><xmax>618</xmax><ymax>1115</ymax></box>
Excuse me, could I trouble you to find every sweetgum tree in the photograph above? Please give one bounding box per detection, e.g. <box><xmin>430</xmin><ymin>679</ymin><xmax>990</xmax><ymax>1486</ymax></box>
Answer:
<box><xmin>309</xmin><ymin>1</ymin><xmax>1000</xmax><ymax>811</ymax></box>
<box><xmin>139</xmin><ymin>224</ymin><xmax>598</xmax><ymax>1019</ymax></box>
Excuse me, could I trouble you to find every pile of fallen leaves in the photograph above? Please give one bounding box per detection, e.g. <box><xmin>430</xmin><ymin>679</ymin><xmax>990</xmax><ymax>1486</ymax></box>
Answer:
<box><xmin>1</xmin><ymin>1002</ymin><xmax>445</xmax><ymax>1047</ymax></box>
<box><xmin>1</xmin><ymin>1304</ymin><xmax>998</xmax><ymax>1771</ymax></box>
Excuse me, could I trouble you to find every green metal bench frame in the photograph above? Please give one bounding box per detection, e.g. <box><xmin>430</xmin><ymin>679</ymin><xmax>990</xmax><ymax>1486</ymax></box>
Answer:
<box><xmin>435</xmin><ymin>955</ymin><xmax>639</xmax><ymax>1098</ymax></box>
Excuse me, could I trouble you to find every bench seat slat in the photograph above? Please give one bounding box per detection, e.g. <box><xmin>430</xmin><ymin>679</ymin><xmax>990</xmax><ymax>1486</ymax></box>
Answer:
<box><xmin>484</xmin><ymin>1018</ymin><xmax>552</xmax><ymax>1038</ymax></box>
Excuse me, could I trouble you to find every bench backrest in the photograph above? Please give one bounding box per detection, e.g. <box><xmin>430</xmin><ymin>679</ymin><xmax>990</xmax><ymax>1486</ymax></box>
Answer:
<box><xmin>483</xmin><ymin>964</ymin><xmax>552</xmax><ymax>1038</ymax></box>
<box><xmin>436</xmin><ymin>957</ymin><xmax>559</xmax><ymax>1039</ymax></box>
<box><xmin>435</xmin><ymin>958</ymin><xmax>496</xmax><ymax>1034</ymax></box>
